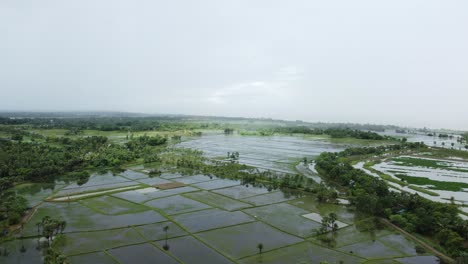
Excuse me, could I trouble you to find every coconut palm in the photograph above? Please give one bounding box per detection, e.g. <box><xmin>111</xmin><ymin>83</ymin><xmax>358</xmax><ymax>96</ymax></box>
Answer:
<box><xmin>36</xmin><ymin>222</ymin><xmax>42</xmax><ymax>236</ymax></box>
<box><xmin>257</xmin><ymin>243</ymin><xmax>263</xmax><ymax>255</ymax></box>
<box><xmin>59</xmin><ymin>221</ymin><xmax>67</xmax><ymax>234</ymax></box>
<box><xmin>163</xmin><ymin>225</ymin><xmax>169</xmax><ymax>250</ymax></box>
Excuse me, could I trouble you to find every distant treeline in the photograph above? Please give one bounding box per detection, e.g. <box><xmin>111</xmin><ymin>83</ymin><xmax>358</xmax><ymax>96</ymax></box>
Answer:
<box><xmin>272</xmin><ymin>126</ymin><xmax>392</xmax><ymax>140</ymax></box>
<box><xmin>315</xmin><ymin>143</ymin><xmax>467</xmax><ymax>257</ymax></box>
<box><xmin>0</xmin><ymin>116</ymin><xmax>221</xmax><ymax>132</ymax></box>
<box><xmin>0</xmin><ymin>114</ymin><xmax>397</xmax><ymax>133</ymax></box>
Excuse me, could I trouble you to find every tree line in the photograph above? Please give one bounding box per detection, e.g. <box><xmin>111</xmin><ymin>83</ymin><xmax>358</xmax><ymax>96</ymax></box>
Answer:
<box><xmin>315</xmin><ymin>143</ymin><xmax>467</xmax><ymax>257</ymax></box>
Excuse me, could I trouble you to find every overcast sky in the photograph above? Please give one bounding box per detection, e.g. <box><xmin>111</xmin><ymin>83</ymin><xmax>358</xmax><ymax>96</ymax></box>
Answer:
<box><xmin>1</xmin><ymin>0</ymin><xmax>467</xmax><ymax>130</ymax></box>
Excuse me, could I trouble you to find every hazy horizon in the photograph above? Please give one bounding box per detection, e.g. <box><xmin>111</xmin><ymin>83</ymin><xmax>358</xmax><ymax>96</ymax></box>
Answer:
<box><xmin>1</xmin><ymin>1</ymin><xmax>467</xmax><ymax>130</ymax></box>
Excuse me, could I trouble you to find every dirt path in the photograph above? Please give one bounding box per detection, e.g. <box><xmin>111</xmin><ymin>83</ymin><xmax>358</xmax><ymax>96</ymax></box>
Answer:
<box><xmin>379</xmin><ymin>218</ymin><xmax>454</xmax><ymax>264</ymax></box>
<box><xmin>47</xmin><ymin>185</ymin><xmax>141</xmax><ymax>202</ymax></box>
<box><xmin>9</xmin><ymin>203</ymin><xmax>41</xmax><ymax>234</ymax></box>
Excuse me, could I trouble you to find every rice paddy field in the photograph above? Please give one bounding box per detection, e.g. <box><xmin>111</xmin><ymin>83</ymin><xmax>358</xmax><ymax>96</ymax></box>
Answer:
<box><xmin>367</xmin><ymin>155</ymin><xmax>468</xmax><ymax>205</ymax></box>
<box><xmin>1</xmin><ymin>134</ymin><xmax>438</xmax><ymax>263</ymax></box>
<box><xmin>176</xmin><ymin>133</ymin><xmax>350</xmax><ymax>173</ymax></box>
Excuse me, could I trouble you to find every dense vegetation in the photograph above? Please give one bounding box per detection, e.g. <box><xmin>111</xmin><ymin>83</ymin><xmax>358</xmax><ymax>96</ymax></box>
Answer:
<box><xmin>253</xmin><ymin>126</ymin><xmax>394</xmax><ymax>140</ymax></box>
<box><xmin>1</xmin><ymin>114</ymin><xmax>466</xmax><ymax>261</ymax></box>
<box><xmin>0</xmin><ymin>132</ymin><xmax>167</xmax><ymax>227</ymax></box>
<box><xmin>315</xmin><ymin>143</ymin><xmax>468</xmax><ymax>257</ymax></box>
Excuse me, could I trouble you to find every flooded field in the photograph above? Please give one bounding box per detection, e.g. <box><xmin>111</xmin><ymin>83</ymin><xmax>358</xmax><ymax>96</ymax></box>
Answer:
<box><xmin>380</xmin><ymin>130</ymin><xmax>467</xmax><ymax>151</ymax></box>
<box><xmin>2</xmin><ymin>165</ymin><xmax>435</xmax><ymax>264</ymax></box>
<box><xmin>368</xmin><ymin>155</ymin><xmax>468</xmax><ymax>204</ymax></box>
<box><xmin>1</xmin><ymin>135</ymin><xmax>439</xmax><ymax>264</ymax></box>
<box><xmin>176</xmin><ymin>133</ymin><xmax>351</xmax><ymax>173</ymax></box>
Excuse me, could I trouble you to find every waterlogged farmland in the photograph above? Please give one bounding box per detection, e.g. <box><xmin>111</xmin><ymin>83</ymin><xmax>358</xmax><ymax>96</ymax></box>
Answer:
<box><xmin>368</xmin><ymin>155</ymin><xmax>468</xmax><ymax>204</ymax></box>
<box><xmin>1</xmin><ymin>132</ymin><xmax>440</xmax><ymax>264</ymax></box>
<box><xmin>2</xmin><ymin>174</ymin><xmax>435</xmax><ymax>263</ymax></box>
<box><xmin>177</xmin><ymin>133</ymin><xmax>350</xmax><ymax>173</ymax></box>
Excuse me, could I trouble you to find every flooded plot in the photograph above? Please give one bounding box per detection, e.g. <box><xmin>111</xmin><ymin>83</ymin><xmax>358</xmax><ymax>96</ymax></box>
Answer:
<box><xmin>119</xmin><ymin>170</ymin><xmax>149</xmax><ymax>180</ymax></box>
<box><xmin>241</xmin><ymin>191</ymin><xmax>297</xmax><ymax>206</ymax></box>
<box><xmin>176</xmin><ymin>174</ymin><xmax>214</xmax><ymax>184</ymax></box>
<box><xmin>54</xmin><ymin>181</ymin><xmax>140</xmax><ymax>197</ymax></box>
<box><xmin>111</xmin><ymin>187</ymin><xmax>161</xmax><ymax>203</ymax></box>
<box><xmin>184</xmin><ymin>191</ymin><xmax>252</xmax><ymax>211</ymax></box>
<box><xmin>196</xmin><ymin>221</ymin><xmax>303</xmax><ymax>259</ymax></box>
<box><xmin>396</xmin><ymin>255</ymin><xmax>440</xmax><ymax>264</ymax></box>
<box><xmin>115</xmin><ymin>186</ymin><xmax>199</xmax><ymax>203</ymax></box>
<box><xmin>213</xmin><ymin>185</ymin><xmax>271</xmax><ymax>199</ymax></box>
<box><xmin>0</xmin><ymin>238</ymin><xmax>44</xmax><ymax>264</ymax></box>
<box><xmin>23</xmin><ymin>202</ymin><xmax>167</xmax><ymax>235</ymax></box>
<box><xmin>244</xmin><ymin>203</ymin><xmax>321</xmax><ymax>238</ymax></box>
<box><xmin>302</xmin><ymin>213</ymin><xmax>348</xmax><ymax>228</ymax></box>
<box><xmin>375</xmin><ymin>159</ymin><xmax>468</xmax><ymax>184</ymax></box>
<box><xmin>160</xmin><ymin>173</ymin><xmax>184</xmax><ymax>179</ymax></box>
<box><xmin>315</xmin><ymin>224</ymin><xmax>393</xmax><ymax>248</ymax></box>
<box><xmin>337</xmin><ymin>240</ymin><xmax>406</xmax><ymax>259</ymax></box>
<box><xmin>135</xmin><ymin>221</ymin><xmax>188</xmax><ymax>241</ymax></box>
<box><xmin>371</xmin><ymin>156</ymin><xmax>468</xmax><ymax>203</ymax></box>
<box><xmin>173</xmin><ymin>208</ymin><xmax>255</xmax><ymax>233</ymax></box>
<box><xmin>144</xmin><ymin>195</ymin><xmax>211</xmax><ymax>215</ymax></box>
<box><xmin>108</xmin><ymin>243</ymin><xmax>178</xmax><ymax>264</ymax></box>
<box><xmin>137</xmin><ymin>177</ymin><xmax>172</xmax><ymax>186</ymax></box>
<box><xmin>378</xmin><ymin>234</ymin><xmax>417</xmax><ymax>256</ymax></box>
<box><xmin>155</xmin><ymin>236</ymin><xmax>233</xmax><ymax>264</ymax></box>
<box><xmin>239</xmin><ymin>241</ymin><xmax>364</xmax><ymax>264</ymax></box>
<box><xmin>290</xmin><ymin>196</ymin><xmax>356</xmax><ymax>224</ymax></box>
<box><xmin>80</xmin><ymin>195</ymin><xmax>149</xmax><ymax>215</ymax></box>
<box><xmin>12</xmin><ymin>183</ymin><xmax>59</xmax><ymax>207</ymax></box>
<box><xmin>177</xmin><ymin>134</ymin><xmax>348</xmax><ymax>173</ymax></box>
<box><xmin>59</xmin><ymin>228</ymin><xmax>145</xmax><ymax>255</ymax></box>
<box><xmin>192</xmin><ymin>178</ymin><xmax>241</xmax><ymax>190</ymax></box>
<box><xmin>61</xmin><ymin>172</ymin><xmax>131</xmax><ymax>190</ymax></box>
<box><xmin>69</xmin><ymin>252</ymin><xmax>117</xmax><ymax>264</ymax></box>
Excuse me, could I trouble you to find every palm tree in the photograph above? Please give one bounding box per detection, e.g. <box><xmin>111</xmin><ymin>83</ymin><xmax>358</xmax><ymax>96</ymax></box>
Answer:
<box><xmin>36</xmin><ymin>222</ymin><xmax>42</xmax><ymax>236</ymax></box>
<box><xmin>163</xmin><ymin>225</ymin><xmax>169</xmax><ymax>251</ymax></box>
<box><xmin>59</xmin><ymin>221</ymin><xmax>67</xmax><ymax>234</ymax></box>
<box><xmin>257</xmin><ymin>243</ymin><xmax>263</xmax><ymax>255</ymax></box>
<box><xmin>451</xmin><ymin>142</ymin><xmax>455</xmax><ymax>149</ymax></box>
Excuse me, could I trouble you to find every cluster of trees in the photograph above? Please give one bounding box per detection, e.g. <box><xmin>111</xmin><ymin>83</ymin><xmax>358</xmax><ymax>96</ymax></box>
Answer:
<box><xmin>324</xmin><ymin>128</ymin><xmax>386</xmax><ymax>140</ymax></box>
<box><xmin>315</xmin><ymin>145</ymin><xmax>467</xmax><ymax>257</ymax></box>
<box><xmin>36</xmin><ymin>216</ymin><xmax>66</xmax><ymax>244</ymax></box>
<box><xmin>0</xmin><ymin>132</ymin><xmax>171</xmax><ymax>227</ymax></box>
<box><xmin>270</xmin><ymin>127</ymin><xmax>392</xmax><ymax>140</ymax></box>
<box><xmin>227</xmin><ymin>152</ymin><xmax>239</xmax><ymax>162</ymax></box>
<box><xmin>0</xmin><ymin>116</ymin><xmax>223</xmax><ymax>132</ymax></box>
<box><xmin>0</xmin><ymin>190</ymin><xmax>27</xmax><ymax>225</ymax></box>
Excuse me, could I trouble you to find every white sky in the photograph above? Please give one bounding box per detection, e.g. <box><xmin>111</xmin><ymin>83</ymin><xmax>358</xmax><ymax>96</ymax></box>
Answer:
<box><xmin>1</xmin><ymin>0</ymin><xmax>467</xmax><ymax>130</ymax></box>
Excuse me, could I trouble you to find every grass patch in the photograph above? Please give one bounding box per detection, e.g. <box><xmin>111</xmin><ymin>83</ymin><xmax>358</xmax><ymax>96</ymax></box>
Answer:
<box><xmin>80</xmin><ymin>195</ymin><xmax>149</xmax><ymax>215</ymax></box>
<box><xmin>144</xmin><ymin>195</ymin><xmax>211</xmax><ymax>215</ymax></box>
<box><xmin>196</xmin><ymin>221</ymin><xmax>303</xmax><ymax>259</ymax></box>
<box><xmin>407</xmin><ymin>185</ymin><xmax>440</xmax><ymax>196</ymax></box>
<box><xmin>431</xmin><ymin>148</ymin><xmax>468</xmax><ymax>160</ymax></box>
<box><xmin>393</xmin><ymin>157</ymin><xmax>468</xmax><ymax>173</ymax></box>
<box><xmin>363</xmin><ymin>162</ymin><xmax>407</xmax><ymax>186</ymax></box>
<box><xmin>243</xmin><ymin>203</ymin><xmax>322</xmax><ymax>238</ymax></box>
<box><xmin>395</xmin><ymin>174</ymin><xmax>468</xmax><ymax>192</ymax></box>
<box><xmin>184</xmin><ymin>191</ymin><xmax>252</xmax><ymax>211</ymax></box>
<box><xmin>59</xmin><ymin>228</ymin><xmax>146</xmax><ymax>255</ymax></box>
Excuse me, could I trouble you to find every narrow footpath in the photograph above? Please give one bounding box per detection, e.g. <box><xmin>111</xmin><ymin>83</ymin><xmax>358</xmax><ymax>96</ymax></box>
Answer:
<box><xmin>380</xmin><ymin>218</ymin><xmax>454</xmax><ymax>264</ymax></box>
